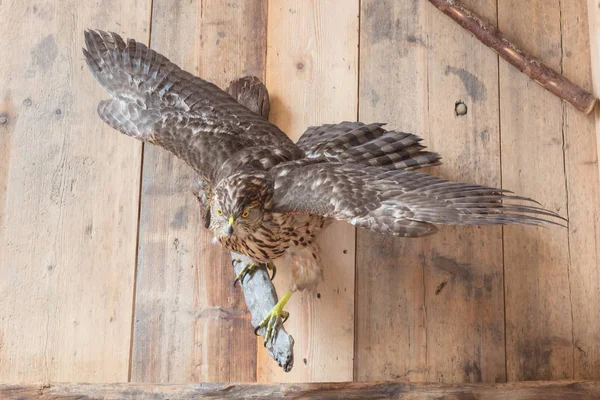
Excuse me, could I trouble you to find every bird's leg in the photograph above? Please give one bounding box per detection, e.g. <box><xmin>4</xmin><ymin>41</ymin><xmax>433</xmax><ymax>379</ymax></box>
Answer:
<box><xmin>233</xmin><ymin>260</ymin><xmax>276</xmax><ymax>287</ymax></box>
<box><xmin>254</xmin><ymin>290</ymin><xmax>292</xmax><ymax>345</ymax></box>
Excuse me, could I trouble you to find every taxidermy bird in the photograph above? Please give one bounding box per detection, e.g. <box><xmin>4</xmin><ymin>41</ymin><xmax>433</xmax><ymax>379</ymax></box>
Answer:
<box><xmin>83</xmin><ymin>30</ymin><xmax>564</xmax><ymax>343</ymax></box>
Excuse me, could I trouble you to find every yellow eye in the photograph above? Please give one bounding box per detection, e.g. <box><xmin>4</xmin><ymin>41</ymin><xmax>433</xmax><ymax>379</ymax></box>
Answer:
<box><xmin>216</xmin><ymin>209</ymin><xmax>223</xmax><ymax>216</ymax></box>
<box><xmin>241</xmin><ymin>209</ymin><xmax>250</xmax><ymax>218</ymax></box>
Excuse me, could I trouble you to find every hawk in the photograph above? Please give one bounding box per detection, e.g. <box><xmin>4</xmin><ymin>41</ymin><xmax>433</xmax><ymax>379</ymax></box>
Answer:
<box><xmin>83</xmin><ymin>30</ymin><xmax>564</xmax><ymax>342</ymax></box>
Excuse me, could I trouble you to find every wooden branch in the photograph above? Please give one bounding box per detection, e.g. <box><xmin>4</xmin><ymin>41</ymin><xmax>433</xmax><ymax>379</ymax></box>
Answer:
<box><xmin>232</xmin><ymin>253</ymin><xmax>294</xmax><ymax>372</ymax></box>
<box><xmin>225</xmin><ymin>77</ymin><xmax>294</xmax><ymax>372</ymax></box>
<box><xmin>3</xmin><ymin>381</ymin><xmax>600</xmax><ymax>399</ymax></box>
<box><xmin>429</xmin><ymin>0</ymin><xmax>598</xmax><ymax>114</ymax></box>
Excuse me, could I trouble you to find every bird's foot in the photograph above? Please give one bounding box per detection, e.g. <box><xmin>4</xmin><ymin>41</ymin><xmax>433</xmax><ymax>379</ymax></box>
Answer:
<box><xmin>233</xmin><ymin>261</ymin><xmax>276</xmax><ymax>287</ymax></box>
<box><xmin>254</xmin><ymin>290</ymin><xmax>292</xmax><ymax>345</ymax></box>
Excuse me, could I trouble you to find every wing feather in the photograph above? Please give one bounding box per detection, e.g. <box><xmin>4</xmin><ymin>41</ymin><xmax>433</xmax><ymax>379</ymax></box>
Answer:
<box><xmin>270</xmin><ymin>163</ymin><xmax>565</xmax><ymax>237</ymax></box>
<box><xmin>83</xmin><ymin>29</ymin><xmax>302</xmax><ymax>183</ymax></box>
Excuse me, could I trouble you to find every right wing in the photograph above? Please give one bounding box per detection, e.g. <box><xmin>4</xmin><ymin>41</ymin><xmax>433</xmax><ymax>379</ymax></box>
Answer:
<box><xmin>270</xmin><ymin>162</ymin><xmax>565</xmax><ymax>237</ymax></box>
<box><xmin>83</xmin><ymin>30</ymin><xmax>303</xmax><ymax>183</ymax></box>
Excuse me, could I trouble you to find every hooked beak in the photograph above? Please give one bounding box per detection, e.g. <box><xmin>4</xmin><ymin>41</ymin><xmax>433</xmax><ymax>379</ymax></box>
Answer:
<box><xmin>227</xmin><ymin>216</ymin><xmax>235</xmax><ymax>236</ymax></box>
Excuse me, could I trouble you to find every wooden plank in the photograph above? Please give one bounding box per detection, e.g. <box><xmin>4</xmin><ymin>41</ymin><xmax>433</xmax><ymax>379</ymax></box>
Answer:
<box><xmin>355</xmin><ymin>0</ymin><xmax>429</xmax><ymax>381</ymax></box>
<box><xmin>259</xmin><ymin>0</ymin><xmax>358</xmax><ymax>382</ymax></box>
<box><xmin>4</xmin><ymin>381</ymin><xmax>600</xmax><ymax>400</ymax></box>
<box><xmin>130</xmin><ymin>0</ymin><xmax>267</xmax><ymax>383</ymax></box>
<box><xmin>587</xmin><ymin>0</ymin><xmax>600</xmax><ymax>180</ymax></box>
<box><xmin>499</xmin><ymin>0</ymin><xmax>573</xmax><ymax>381</ymax></box>
<box><xmin>0</xmin><ymin>1</ymin><xmax>150</xmax><ymax>382</ymax></box>
<box><xmin>356</xmin><ymin>0</ymin><xmax>505</xmax><ymax>382</ymax></box>
<box><xmin>562</xmin><ymin>0</ymin><xmax>600</xmax><ymax>380</ymax></box>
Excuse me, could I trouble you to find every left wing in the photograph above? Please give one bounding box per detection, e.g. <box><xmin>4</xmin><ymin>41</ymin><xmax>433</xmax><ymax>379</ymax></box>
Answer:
<box><xmin>269</xmin><ymin>162</ymin><xmax>565</xmax><ymax>237</ymax></box>
<box><xmin>83</xmin><ymin>30</ymin><xmax>302</xmax><ymax>184</ymax></box>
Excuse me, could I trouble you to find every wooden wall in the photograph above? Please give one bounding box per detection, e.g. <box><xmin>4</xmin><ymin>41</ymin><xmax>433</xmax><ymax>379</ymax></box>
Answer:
<box><xmin>1</xmin><ymin>0</ymin><xmax>598</xmax><ymax>384</ymax></box>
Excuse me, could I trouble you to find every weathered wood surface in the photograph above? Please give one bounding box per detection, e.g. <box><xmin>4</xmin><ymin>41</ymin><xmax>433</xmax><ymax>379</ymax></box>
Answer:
<box><xmin>1</xmin><ymin>0</ymin><xmax>599</xmax><ymax>386</ymax></box>
<box><xmin>3</xmin><ymin>381</ymin><xmax>600</xmax><ymax>400</ymax></box>
<box><xmin>499</xmin><ymin>0</ymin><xmax>573</xmax><ymax>381</ymax></box>
<box><xmin>588</xmin><ymin>0</ymin><xmax>600</xmax><ymax>181</ymax></box>
<box><xmin>231</xmin><ymin>254</ymin><xmax>294</xmax><ymax>372</ymax></box>
<box><xmin>499</xmin><ymin>0</ymin><xmax>574</xmax><ymax>380</ymax></box>
<box><xmin>259</xmin><ymin>0</ymin><xmax>358</xmax><ymax>382</ymax></box>
<box><xmin>563</xmin><ymin>0</ymin><xmax>600</xmax><ymax>379</ymax></box>
<box><xmin>356</xmin><ymin>0</ymin><xmax>505</xmax><ymax>383</ymax></box>
<box><xmin>131</xmin><ymin>0</ymin><xmax>267</xmax><ymax>383</ymax></box>
<box><xmin>0</xmin><ymin>0</ymin><xmax>151</xmax><ymax>382</ymax></box>
<box><xmin>429</xmin><ymin>0</ymin><xmax>597</xmax><ymax>114</ymax></box>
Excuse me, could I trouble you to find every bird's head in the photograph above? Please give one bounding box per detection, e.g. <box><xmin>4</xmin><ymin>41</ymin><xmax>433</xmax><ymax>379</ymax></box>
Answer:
<box><xmin>209</xmin><ymin>172</ymin><xmax>272</xmax><ymax>239</ymax></box>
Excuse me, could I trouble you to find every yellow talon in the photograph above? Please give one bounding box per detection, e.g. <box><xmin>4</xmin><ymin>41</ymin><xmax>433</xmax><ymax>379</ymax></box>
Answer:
<box><xmin>233</xmin><ymin>262</ymin><xmax>276</xmax><ymax>287</ymax></box>
<box><xmin>254</xmin><ymin>290</ymin><xmax>292</xmax><ymax>345</ymax></box>
<box><xmin>233</xmin><ymin>263</ymin><xmax>258</xmax><ymax>287</ymax></box>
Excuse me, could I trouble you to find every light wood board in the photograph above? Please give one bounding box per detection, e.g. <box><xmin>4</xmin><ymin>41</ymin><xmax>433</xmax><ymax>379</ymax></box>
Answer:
<box><xmin>259</xmin><ymin>0</ymin><xmax>358</xmax><ymax>382</ymax></box>
<box><xmin>499</xmin><ymin>0</ymin><xmax>573</xmax><ymax>381</ymax></box>
<box><xmin>0</xmin><ymin>0</ymin><xmax>151</xmax><ymax>382</ymax></box>
<box><xmin>130</xmin><ymin>0</ymin><xmax>267</xmax><ymax>383</ymax></box>
<box><xmin>563</xmin><ymin>0</ymin><xmax>600</xmax><ymax>379</ymax></box>
<box><xmin>356</xmin><ymin>0</ymin><xmax>505</xmax><ymax>383</ymax></box>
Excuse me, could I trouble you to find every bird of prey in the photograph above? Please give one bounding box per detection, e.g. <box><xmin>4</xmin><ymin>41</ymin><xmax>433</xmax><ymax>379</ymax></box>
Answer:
<box><xmin>83</xmin><ymin>30</ymin><xmax>564</xmax><ymax>343</ymax></box>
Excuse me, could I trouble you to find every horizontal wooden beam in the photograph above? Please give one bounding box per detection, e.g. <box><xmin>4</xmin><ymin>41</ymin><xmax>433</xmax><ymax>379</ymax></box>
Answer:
<box><xmin>2</xmin><ymin>381</ymin><xmax>599</xmax><ymax>399</ymax></box>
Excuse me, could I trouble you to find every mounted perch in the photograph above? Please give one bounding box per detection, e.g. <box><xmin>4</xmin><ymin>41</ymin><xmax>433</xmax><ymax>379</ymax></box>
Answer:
<box><xmin>227</xmin><ymin>76</ymin><xmax>294</xmax><ymax>372</ymax></box>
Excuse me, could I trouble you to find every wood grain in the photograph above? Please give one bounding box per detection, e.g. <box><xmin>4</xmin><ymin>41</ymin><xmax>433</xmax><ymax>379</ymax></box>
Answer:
<box><xmin>499</xmin><ymin>0</ymin><xmax>573</xmax><ymax>381</ymax></box>
<box><xmin>0</xmin><ymin>0</ymin><xmax>150</xmax><ymax>382</ymax></box>
<box><xmin>4</xmin><ymin>381</ymin><xmax>600</xmax><ymax>400</ymax></box>
<box><xmin>561</xmin><ymin>0</ymin><xmax>600</xmax><ymax>380</ymax></box>
<box><xmin>587</xmin><ymin>0</ymin><xmax>600</xmax><ymax>179</ymax></box>
<box><xmin>130</xmin><ymin>0</ymin><xmax>267</xmax><ymax>383</ymax></box>
<box><xmin>356</xmin><ymin>0</ymin><xmax>505</xmax><ymax>383</ymax></box>
<box><xmin>260</xmin><ymin>0</ymin><xmax>358</xmax><ymax>382</ymax></box>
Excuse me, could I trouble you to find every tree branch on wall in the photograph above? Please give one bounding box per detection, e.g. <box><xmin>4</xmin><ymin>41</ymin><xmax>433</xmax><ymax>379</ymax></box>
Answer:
<box><xmin>429</xmin><ymin>0</ymin><xmax>597</xmax><ymax>114</ymax></box>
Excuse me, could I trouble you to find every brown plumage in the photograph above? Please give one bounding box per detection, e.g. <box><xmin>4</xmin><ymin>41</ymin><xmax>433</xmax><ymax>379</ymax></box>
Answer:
<box><xmin>84</xmin><ymin>30</ymin><xmax>565</xmax><ymax>294</ymax></box>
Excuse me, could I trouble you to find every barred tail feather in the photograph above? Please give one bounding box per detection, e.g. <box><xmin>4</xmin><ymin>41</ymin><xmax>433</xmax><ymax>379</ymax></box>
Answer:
<box><xmin>297</xmin><ymin>121</ymin><xmax>441</xmax><ymax>171</ymax></box>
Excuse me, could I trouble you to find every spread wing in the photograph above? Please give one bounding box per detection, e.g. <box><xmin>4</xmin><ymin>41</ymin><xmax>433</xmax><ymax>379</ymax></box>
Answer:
<box><xmin>297</xmin><ymin>121</ymin><xmax>441</xmax><ymax>170</ymax></box>
<box><xmin>269</xmin><ymin>162</ymin><xmax>565</xmax><ymax>237</ymax></box>
<box><xmin>83</xmin><ymin>30</ymin><xmax>303</xmax><ymax>184</ymax></box>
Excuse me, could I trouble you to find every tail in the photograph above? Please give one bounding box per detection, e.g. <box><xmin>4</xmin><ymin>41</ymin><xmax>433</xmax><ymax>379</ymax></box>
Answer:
<box><xmin>297</xmin><ymin>122</ymin><xmax>441</xmax><ymax>171</ymax></box>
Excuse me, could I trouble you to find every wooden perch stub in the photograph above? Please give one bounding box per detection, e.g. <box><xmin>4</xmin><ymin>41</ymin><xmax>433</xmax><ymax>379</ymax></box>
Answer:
<box><xmin>225</xmin><ymin>76</ymin><xmax>294</xmax><ymax>372</ymax></box>
<box><xmin>429</xmin><ymin>0</ymin><xmax>598</xmax><ymax>114</ymax></box>
<box><xmin>4</xmin><ymin>380</ymin><xmax>600</xmax><ymax>399</ymax></box>
<box><xmin>232</xmin><ymin>254</ymin><xmax>294</xmax><ymax>372</ymax></box>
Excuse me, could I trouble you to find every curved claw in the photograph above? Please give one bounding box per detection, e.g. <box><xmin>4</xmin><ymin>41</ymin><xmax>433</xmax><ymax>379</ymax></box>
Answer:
<box><xmin>254</xmin><ymin>325</ymin><xmax>261</xmax><ymax>336</ymax></box>
<box><xmin>268</xmin><ymin>264</ymin><xmax>276</xmax><ymax>281</ymax></box>
<box><xmin>282</xmin><ymin>313</ymin><xmax>289</xmax><ymax>324</ymax></box>
<box><xmin>233</xmin><ymin>262</ymin><xmax>257</xmax><ymax>288</ymax></box>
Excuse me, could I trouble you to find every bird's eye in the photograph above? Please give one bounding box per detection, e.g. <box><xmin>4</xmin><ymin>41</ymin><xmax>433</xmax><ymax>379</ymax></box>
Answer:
<box><xmin>216</xmin><ymin>209</ymin><xmax>223</xmax><ymax>216</ymax></box>
<box><xmin>241</xmin><ymin>209</ymin><xmax>250</xmax><ymax>219</ymax></box>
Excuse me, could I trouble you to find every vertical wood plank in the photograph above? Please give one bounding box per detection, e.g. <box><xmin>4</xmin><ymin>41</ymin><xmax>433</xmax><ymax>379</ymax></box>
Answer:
<box><xmin>130</xmin><ymin>0</ymin><xmax>267</xmax><ymax>383</ymax></box>
<box><xmin>499</xmin><ymin>0</ymin><xmax>573</xmax><ymax>381</ymax></box>
<box><xmin>0</xmin><ymin>0</ymin><xmax>150</xmax><ymax>382</ymax></box>
<box><xmin>259</xmin><ymin>0</ymin><xmax>358</xmax><ymax>382</ymax></box>
<box><xmin>355</xmin><ymin>0</ymin><xmax>429</xmax><ymax>382</ymax></box>
<box><xmin>356</xmin><ymin>0</ymin><xmax>505</xmax><ymax>383</ymax></box>
<box><xmin>562</xmin><ymin>0</ymin><xmax>600</xmax><ymax>380</ymax></box>
<box><xmin>587</xmin><ymin>0</ymin><xmax>600</xmax><ymax>182</ymax></box>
